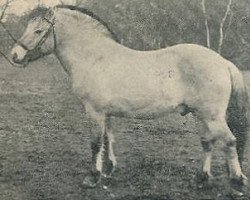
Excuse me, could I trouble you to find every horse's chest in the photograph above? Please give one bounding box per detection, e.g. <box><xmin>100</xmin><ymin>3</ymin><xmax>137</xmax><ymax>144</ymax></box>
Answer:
<box><xmin>107</xmin><ymin>100</ymin><xmax>183</xmax><ymax>119</ymax></box>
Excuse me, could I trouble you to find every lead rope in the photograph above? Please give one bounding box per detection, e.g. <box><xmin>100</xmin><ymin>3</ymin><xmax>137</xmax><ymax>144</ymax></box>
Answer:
<box><xmin>0</xmin><ymin>49</ymin><xmax>15</xmax><ymax>66</ymax></box>
<box><xmin>0</xmin><ymin>22</ymin><xmax>18</xmax><ymax>43</ymax></box>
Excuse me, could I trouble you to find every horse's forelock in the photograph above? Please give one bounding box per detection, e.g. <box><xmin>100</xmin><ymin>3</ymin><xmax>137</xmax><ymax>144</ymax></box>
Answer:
<box><xmin>27</xmin><ymin>6</ymin><xmax>53</xmax><ymax>21</ymax></box>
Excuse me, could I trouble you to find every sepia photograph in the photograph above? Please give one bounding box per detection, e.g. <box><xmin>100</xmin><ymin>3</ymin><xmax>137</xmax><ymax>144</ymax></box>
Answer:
<box><xmin>0</xmin><ymin>0</ymin><xmax>250</xmax><ymax>199</ymax></box>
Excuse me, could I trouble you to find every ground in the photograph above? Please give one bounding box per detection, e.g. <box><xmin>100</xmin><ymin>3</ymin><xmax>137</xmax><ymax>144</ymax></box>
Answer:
<box><xmin>0</xmin><ymin>55</ymin><xmax>250</xmax><ymax>200</ymax></box>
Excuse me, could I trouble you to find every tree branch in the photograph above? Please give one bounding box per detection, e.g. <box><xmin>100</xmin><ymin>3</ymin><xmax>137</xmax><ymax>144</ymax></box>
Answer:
<box><xmin>236</xmin><ymin>32</ymin><xmax>250</xmax><ymax>49</ymax></box>
<box><xmin>0</xmin><ymin>0</ymin><xmax>10</xmax><ymax>22</ymax></box>
<box><xmin>0</xmin><ymin>22</ymin><xmax>17</xmax><ymax>42</ymax></box>
<box><xmin>223</xmin><ymin>12</ymin><xmax>233</xmax><ymax>41</ymax></box>
<box><xmin>0</xmin><ymin>0</ymin><xmax>17</xmax><ymax>42</ymax></box>
<box><xmin>201</xmin><ymin>0</ymin><xmax>210</xmax><ymax>48</ymax></box>
<box><xmin>218</xmin><ymin>0</ymin><xmax>232</xmax><ymax>54</ymax></box>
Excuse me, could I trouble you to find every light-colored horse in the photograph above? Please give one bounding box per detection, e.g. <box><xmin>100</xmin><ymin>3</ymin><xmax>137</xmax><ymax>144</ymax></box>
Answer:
<box><xmin>10</xmin><ymin>5</ymin><xmax>249</xmax><ymax>194</ymax></box>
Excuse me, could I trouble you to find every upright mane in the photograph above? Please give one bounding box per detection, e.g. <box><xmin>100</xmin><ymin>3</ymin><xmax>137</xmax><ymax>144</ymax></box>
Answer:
<box><xmin>55</xmin><ymin>5</ymin><xmax>119</xmax><ymax>42</ymax></box>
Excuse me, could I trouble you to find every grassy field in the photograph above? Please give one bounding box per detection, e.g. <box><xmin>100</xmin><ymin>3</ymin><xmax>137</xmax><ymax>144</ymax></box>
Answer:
<box><xmin>0</xmin><ymin>53</ymin><xmax>249</xmax><ymax>200</ymax></box>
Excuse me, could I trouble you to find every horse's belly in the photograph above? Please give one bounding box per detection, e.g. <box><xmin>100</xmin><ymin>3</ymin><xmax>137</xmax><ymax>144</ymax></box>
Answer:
<box><xmin>105</xmin><ymin>100</ymin><xmax>184</xmax><ymax>119</ymax></box>
<box><xmin>72</xmin><ymin>80</ymin><xmax>185</xmax><ymax>119</ymax></box>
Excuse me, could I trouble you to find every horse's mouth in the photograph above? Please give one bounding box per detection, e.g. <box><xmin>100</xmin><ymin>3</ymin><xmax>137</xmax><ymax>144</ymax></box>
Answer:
<box><xmin>11</xmin><ymin>60</ymin><xmax>28</xmax><ymax>68</ymax></box>
<box><xmin>11</xmin><ymin>56</ymin><xmax>29</xmax><ymax>68</ymax></box>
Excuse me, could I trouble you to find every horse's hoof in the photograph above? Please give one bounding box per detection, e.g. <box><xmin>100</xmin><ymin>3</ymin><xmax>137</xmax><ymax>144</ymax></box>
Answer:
<box><xmin>197</xmin><ymin>180</ymin><xmax>214</xmax><ymax>190</ymax></box>
<box><xmin>82</xmin><ymin>174</ymin><xmax>100</xmax><ymax>188</ymax></box>
<box><xmin>241</xmin><ymin>174</ymin><xmax>248</xmax><ymax>186</ymax></box>
<box><xmin>102</xmin><ymin>166</ymin><xmax>116</xmax><ymax>178</ymax></box>
<box><xmin>196</xmin><ymin>172</ymin><xmax>214</xmax><ymax>189</ymax></box>
<box><xmin>230</xmin><ymin>188</ymin><xmax>245</xmax><ymax>197</ymax></box>
<box><xmin>196</xmin><ymin>171</ymin><xmax>213</xmax><ymax>181</ymax></box>
<box><xmin>102</xmin><ymin>161</ymin><xmax>116</xmax><ymax>178</ymax></box>
<box><xmin>230</xmin><ymin>175</ymin><xmax>248</xmax><ymax>197</ymax></box>
<box><xmin>231</xmin><ymin>174</ymin><xmax>248</xmax><ymax>186</ymax></box>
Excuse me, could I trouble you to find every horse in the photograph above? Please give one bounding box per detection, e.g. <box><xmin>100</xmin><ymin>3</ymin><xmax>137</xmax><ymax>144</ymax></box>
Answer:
<box><xmin>10</xmin><ymin>5</ymin><xmax>249</xmax><ymax>195</ymax></box>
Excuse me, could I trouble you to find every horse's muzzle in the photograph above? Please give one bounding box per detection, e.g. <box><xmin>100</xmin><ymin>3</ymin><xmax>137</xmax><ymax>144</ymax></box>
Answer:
<box><xmin>12</xmin><ymin>52</ymin><xmax>19</xmax><ymax>63</ymax></box>
<box><xmin>10</xmin><ymin>44</ymin><xmax>29</xmax><ymax>68</ymax></box>
<box><xmin>10</xmin><ymin>52</ymin><xmax>29</xmax><ymax>68</ymax></box>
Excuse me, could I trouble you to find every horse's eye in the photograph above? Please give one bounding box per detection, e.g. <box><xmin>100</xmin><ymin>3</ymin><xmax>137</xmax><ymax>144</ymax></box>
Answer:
<box><xmin>35</xmin><ymin>30</ymin><xmax>43</xmax><ymax>34</ymax></box>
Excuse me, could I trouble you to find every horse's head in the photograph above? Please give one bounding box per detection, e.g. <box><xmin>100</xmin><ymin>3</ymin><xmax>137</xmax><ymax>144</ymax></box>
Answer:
<box><xmin>11</xmin><ymin>7</ymin><xmax>56</xmax><ymax>67</ymax></box>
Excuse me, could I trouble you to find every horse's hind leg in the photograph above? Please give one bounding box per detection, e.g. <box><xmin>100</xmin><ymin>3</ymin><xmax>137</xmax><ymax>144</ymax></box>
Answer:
<box><xmin>219</xmin><ymin>124</ymin><xmax>247</xmax><ymax>181</ymax></box>
<box><xmin>222</xmin><ymin>126</ymin><xmax>248</xmax><ymax>189</ymax></box>
<box><xmin>221</xmin><ymin>122</ymin><xmax>248</xmax><ymax>195</ymax></box>
<box><xmin>201</xmin><ymin>137</ymin><xmax>215</xmax><ymax>180</ymax></box>
<box><xmin>202</xmin><ymin>117</ymin><xmax>247</xmax><ymax>191</ymax></box>
<box><xmin>197</xmin><ymin>119</ymin><xmax>216</xmax><ymax>185</ymax></box>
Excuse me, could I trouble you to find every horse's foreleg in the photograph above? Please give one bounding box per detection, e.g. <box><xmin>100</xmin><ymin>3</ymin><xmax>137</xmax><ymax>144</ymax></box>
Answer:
<box><xmin>82</xmin><ymin>105</ymin><xmax>116</xmax><ymax>187</ymax></box>
<box><xmin>83</xmin><ymin>127</ymin><xmax>103</xmax><ymax>188</ymax></box>
<box><xmin>82</xmin><ymin>104</ymin><xmax>106</xmax><ymax>187</ymax></box>
<box><xmin>102</xmin><ymin>116</ymin><xmax>116</xmax><ymax>177</ymax></box>
<box><xmin>84</xmin><ymin>117</ymin><xmax>116</xmax><ymax>186</ymax></box>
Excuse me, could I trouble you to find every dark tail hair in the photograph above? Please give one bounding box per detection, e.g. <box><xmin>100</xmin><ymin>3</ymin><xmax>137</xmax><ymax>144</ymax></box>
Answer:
<box><xmin>227</xmin><ymin>64</ymin><xmax>249</xmax><ymax>164</ymax></box>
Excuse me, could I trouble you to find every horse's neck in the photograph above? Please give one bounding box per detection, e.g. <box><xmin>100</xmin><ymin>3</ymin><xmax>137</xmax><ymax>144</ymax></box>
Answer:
<box><xmin>54</xmin><ymin>9</ymin><xmax>117</xmax><ymax>76</ymax></box>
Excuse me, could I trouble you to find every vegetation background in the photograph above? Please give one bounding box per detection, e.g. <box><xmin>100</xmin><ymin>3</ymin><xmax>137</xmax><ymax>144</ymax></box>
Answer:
<box><xmin>1</xmin><ymin>0</ymin><xmax>250</xmax><ymax>69</ymax></box>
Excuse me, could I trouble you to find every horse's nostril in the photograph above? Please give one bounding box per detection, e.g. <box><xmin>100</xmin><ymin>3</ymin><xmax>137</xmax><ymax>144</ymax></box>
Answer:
<box><xmin>12</xmin><ymin>53</ymin><xmax>17</xmax><ymax>62</ymax></box>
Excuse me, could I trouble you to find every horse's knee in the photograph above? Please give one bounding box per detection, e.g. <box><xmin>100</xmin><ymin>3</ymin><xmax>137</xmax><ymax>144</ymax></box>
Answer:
<box><xmin>91</xmin><ymin>138</ymin><xmax>101</xmax><ymax>155</ymax></box>
<box><xmin>223</xmin><ymin>134</ymin><xmax>237</xmax><ymax>153</ymax></box>
<box><xmin>225</xmin><ymin>138</ymin><xmax>237</xmax><ymax>149</ymax></box>
<box><xmin>201</xmin><ymin>138</ymin><xmax>215</xmax><ymax>152</ymax></box>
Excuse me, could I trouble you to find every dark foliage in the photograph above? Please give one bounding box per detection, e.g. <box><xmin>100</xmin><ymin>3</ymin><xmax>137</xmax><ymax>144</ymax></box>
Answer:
<box><xmin>1</xmin><ymin>0</ymin><xmax>250</xmax><ymax>69</ymax></box>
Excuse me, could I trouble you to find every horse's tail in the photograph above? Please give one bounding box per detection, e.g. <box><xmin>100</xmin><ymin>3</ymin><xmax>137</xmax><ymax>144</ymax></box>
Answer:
<box><xmin>227</xmin><ymin>64</ymin><xmax>249</xmax><ymax>164</ymax></box>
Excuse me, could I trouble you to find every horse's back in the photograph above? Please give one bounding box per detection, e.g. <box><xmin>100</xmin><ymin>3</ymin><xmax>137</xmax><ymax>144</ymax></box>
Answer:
<box><xmin>167</xmin><ymin>44</ymin><xmax>234</xmax><ymax>115</ymax></box>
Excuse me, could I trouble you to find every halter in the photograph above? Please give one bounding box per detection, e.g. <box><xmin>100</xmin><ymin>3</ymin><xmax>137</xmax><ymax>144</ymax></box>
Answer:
<box><xmin>17</xmin><ymin>14</ymin><xmax>56</xmax><ymax>52</ymax></box>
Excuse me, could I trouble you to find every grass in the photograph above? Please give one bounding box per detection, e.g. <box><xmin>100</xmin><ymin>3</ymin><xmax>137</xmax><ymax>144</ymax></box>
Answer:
<box><xmin>0</xmin><ymin>55</ymin><xmax>250</xmax><ymax>200</ymax></box>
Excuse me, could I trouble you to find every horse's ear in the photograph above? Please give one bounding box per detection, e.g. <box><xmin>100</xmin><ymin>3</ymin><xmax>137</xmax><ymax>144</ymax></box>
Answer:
<box><xmin>51</xmin><ymin>5</ymin><xmax>60</xmax><ymax>15</ymax></box>
<box><xmin>51</xmin><ymin>6</ymin><xmax>57</xmax><ymax>13</ymax></box>
<box><xmin>46</xmin><ymin>7</ymin><xmax>56</xmax><ymax>21</ymax></box>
